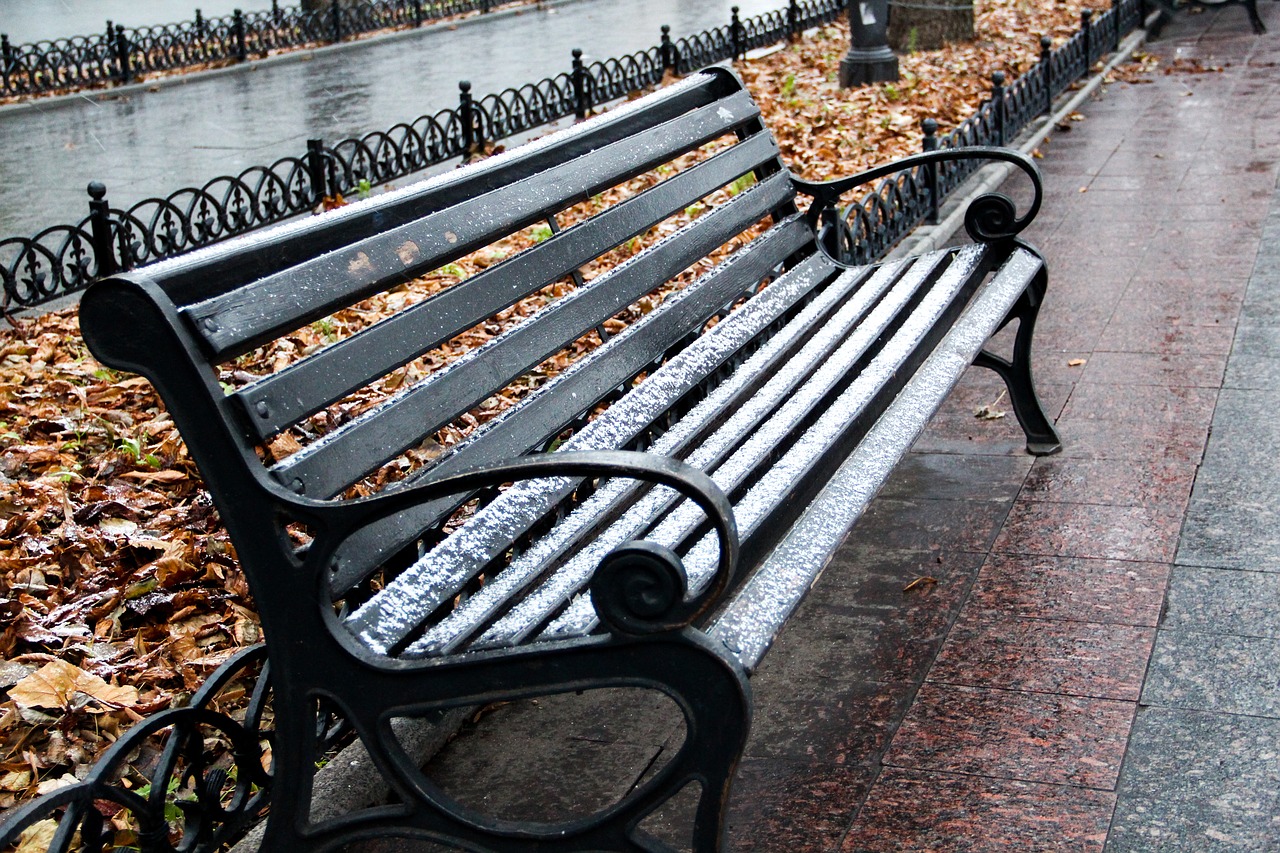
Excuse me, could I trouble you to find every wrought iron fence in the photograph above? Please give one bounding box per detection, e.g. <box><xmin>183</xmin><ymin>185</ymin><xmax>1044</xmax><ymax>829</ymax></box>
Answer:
<box><xmin>0</xmin><ymin>1</ymin><xmax>498</xmax><ymax>97</ymax></box>
<box><xmin>1</xmin><ymin>0</ymin><xmax>1146</xmax><ymax>310</ymax></box>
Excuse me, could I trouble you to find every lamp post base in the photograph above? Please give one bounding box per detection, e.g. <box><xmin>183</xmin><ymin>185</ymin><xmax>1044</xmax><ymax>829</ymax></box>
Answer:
<box><xmin>839</xmin><ymin>46</ymin><xmax>899</xmax><ymax>87</ymax></box>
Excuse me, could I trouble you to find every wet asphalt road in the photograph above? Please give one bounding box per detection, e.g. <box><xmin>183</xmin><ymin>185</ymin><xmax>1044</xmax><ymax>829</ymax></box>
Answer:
<box><xmin>1</xmin><ymin>0</ymin><xmax>786</xmax><ymax>239</ymax></box>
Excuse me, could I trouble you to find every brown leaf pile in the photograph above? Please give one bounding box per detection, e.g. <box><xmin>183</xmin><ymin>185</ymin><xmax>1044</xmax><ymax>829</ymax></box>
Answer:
<box><xmin>0</xmin><ymin>0</ymin><xmax>1159</xmax><ymax>814</ymax></box>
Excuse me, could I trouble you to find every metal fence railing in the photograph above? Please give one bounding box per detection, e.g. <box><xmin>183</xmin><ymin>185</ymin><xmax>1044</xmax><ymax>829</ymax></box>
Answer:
<box><xmin>1</xmin><ymin>0</ymin><xmax>1145</xmax><ymax>310</ymax></box>
<box><xmin>0</xmin><ymin>1</ymin><xmax>513</xmax><ymax>98</ymax></box>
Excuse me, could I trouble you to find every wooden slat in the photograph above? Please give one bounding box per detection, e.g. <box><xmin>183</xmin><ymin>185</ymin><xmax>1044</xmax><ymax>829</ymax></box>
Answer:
<box><xmin>271</xmin><ymin>172</ymin><xmax>797</xmax><ymax>499</ymax></box>
<box><xmin>234</xmin><ymin>131</ymin><xmax>784</xmax><ymax>440</ymax></box>
<box><xmin>329</xmin><ymin>215</ymin><xmax>816</xmax><ymax>594</ymax></box>
<box><xmin>184</xmin><ymin>89</ymin><xmax>766</xmax><ymax>360</ymax></box>
<box><xmin>149</xmin><ymin>71</ymin><xmax>744</xmax><ymax>306</ymax></box>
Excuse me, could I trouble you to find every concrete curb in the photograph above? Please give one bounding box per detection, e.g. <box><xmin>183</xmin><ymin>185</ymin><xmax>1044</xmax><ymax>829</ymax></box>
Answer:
<box><xmin>0</xmin><ymin>0</ymin><xmax>588</xmax><ymax>118</ymax></box>
<box><xmin>889</xmin><ymin>21</ymin><xmax>1153</xmax><ymax>260</ymax></box>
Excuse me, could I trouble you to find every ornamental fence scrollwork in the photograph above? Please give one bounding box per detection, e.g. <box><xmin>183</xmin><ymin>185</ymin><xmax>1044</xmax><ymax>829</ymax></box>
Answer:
<box><xmin>1</xmin><ymin>0</ymin><xmax>1147</xmax><ymax>311</ymax></box>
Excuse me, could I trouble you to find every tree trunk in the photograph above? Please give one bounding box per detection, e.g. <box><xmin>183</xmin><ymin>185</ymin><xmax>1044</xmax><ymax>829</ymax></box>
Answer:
<box><xmin>887</xmin><ymin>0</ymin><xmax>974</xmax><ymax>51</ymax></box>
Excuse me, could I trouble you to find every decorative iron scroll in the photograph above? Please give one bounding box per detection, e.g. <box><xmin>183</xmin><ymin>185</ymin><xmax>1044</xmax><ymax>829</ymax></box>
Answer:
<box><xmin>0</xmin><ymin>646</ymin><xmax>273</xmax><ymax>853</ymax></box>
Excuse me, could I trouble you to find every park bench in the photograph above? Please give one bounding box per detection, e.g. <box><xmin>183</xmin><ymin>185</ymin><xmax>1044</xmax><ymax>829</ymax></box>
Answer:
<box><xmin>7</xmin><ymin>67</ymin><xmax>1060</xmax><ymax>852</ymax></box>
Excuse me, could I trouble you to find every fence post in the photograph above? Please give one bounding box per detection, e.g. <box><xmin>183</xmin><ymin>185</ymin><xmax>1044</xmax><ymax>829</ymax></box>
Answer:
<box><xmin>87</xmin><ymin>182</ymin><xmax>120</xmax><ymax>278</ymax></box>
<box><xmin>660</xmin><ymin>26</ymin><xmax>679</xmax><ymax>74</ymax></box>
<box><xmin>481</xmin><ymin>0</ymin><xmax>491</xmax><ymax>12</ymax></box>
<box><xmin>990</xmin><ymin>70</ymin><xmax>1006</xmax><ymax>146</ymax></box>
<box><xmin>731</xmin><ymin>6</ymin><xmax>744</xmax><ymax>60</ymax></box>
<box><xmin>331</xmin><ymin>0</ymin><xmax>343</xmax><ymax>43</ymax></box>
<box><xmin>1040</xmin><ymin>35</ymin><xmax>1053</xmax><ymax>115</ymax></box>
<box><xmin>921</xmin><ymin>119</ymin><xmax>940</xmax><ymax>225</ymax></box>
<box><xmin>272</xmin><ymin>0</ymin><xmax>281</xmax><ymax>24</ymax></box>
<box><xmin>788</xmin><ymin>0</ymin><xmax>800</xmax><ymax>40</ymax></box>
<box><xmin>194</xmin><ymin>9</ymin><xmax>205</xmax><ymax>40</ymax></box>
<box><xmin>413</xmin><ymin>0</ymin><xmax>424</xmax><ymax>26</ymax></box>
<box><xmin>1111</xmin><ymin>0</ymin><xmax>1121</xmax><ymax>50</ymax></box>
<box><xmin>306</xmin><ymin>138</ymin><xmax>329</xmax><ymax>203</ymax></box>
<box><xmin>1</xmin><ymin>35</ymin><xmax>11</xmax><ymax>93</ymax></box>
<box><xmin>571</xmin><ymin>48</ymin><xmax>592</xmax><ymax>120</ymax></box>
<box><xmin>234</xmin><ymin>9</ymin><xmax>247</xmax><ymax>61</ymax></box>
<box><xmin>458</xmin><ymin>81</ymin><xmax>482</xmax><ymax>155</ymax></box>
<box><xmin>1081</xmin><ymin>9</ymin><xmax>1092</xmax><ymax>67</ymax></box>
<box><xmin>113</xmin><ymin>24</ymin><xmax>130</xmax><ymax>84</ymax></box>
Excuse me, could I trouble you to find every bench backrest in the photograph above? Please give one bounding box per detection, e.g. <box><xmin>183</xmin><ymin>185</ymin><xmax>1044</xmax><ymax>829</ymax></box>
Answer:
<box><xmin>80</xmin><ymin>69</ymin><xmax>812</xmax><ymax>607</ymax></box>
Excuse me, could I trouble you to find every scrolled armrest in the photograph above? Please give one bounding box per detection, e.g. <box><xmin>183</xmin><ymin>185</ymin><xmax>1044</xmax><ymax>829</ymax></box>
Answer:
<box><xmin>293</xmin><ymin>450</ymin><xmax>740</xmax><ymax>636</ymax></box>
<box><xmin>794</xmin><ymin>145</ymin><xmax>1043</xmax><ymax>244</ymax></box>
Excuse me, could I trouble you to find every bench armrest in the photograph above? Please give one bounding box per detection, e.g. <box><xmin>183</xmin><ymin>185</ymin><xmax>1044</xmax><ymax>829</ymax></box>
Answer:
<box><xmin>794</xmin><ymin>145</ymin><xmax>1043</xmax><ymax>247</ymax></box>
<box><xmin>294</xmin><ymin>450</ymin><xmax>740</xmax><ymax>637</ymax></box>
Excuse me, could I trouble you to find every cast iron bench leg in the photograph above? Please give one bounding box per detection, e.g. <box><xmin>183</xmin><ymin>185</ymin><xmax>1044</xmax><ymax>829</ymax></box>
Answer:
<box><xmin>1245</xmin><ymin>0</ymin><xmax>1267</xmax><ymax>32</ymax></box>
<box><xmin>972</xmin><ymin>260</ymin><xmax>1063</xmax><ymax>456</ymax></box>
<box><xmin>258</xmin><ymin>632</ymin><xmax>750</xmax><ymax>852</ymax></box>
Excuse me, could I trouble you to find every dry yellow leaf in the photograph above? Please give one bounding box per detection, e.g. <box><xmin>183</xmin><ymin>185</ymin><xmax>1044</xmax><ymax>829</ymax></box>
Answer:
<box><xmin>9</xmin><ymin>659</ymin><xmax>138</xmax><ymax>711</ymax></box>
<box><xmin>1068</xmin><ymin>358</ymin><xmax>1087</xmax><ymax>367</ymax></box>
<box><xmin>15</xmin><ymin>819</ymin><xmax>58</xmax><ymax>853</ymax></box>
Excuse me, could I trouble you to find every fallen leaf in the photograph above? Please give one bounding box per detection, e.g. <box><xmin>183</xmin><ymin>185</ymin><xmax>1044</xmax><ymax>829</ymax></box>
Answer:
<box><xmin>9</xmin><ymin>659</ymin><xmax>138</xmax><ymax>711</ymax></box>
<box><xmin>118</xmin><ymin>469</ymin><xmax>187</xmax><ymax>483</ymax></box>
<box><xmin>1068</xmin><ymin>358</ymin><xmax>1087</xmax><ymax>367</ymax></box>
<box><xmin>903</xmin><ymin>577</ymin><xmax>938</xmax><ymax>593</ymax></box>
<box><xmin>14</xmin><ymin>819</ymin><xmax>58</xmax><ymax>853</ymax></box>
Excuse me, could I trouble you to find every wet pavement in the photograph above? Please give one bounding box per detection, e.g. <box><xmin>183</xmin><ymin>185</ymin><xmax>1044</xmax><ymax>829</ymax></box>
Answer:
<box><xmin>398</xmin><ymin>3</ymin><xmax>1280</xmax><ymax>850</ymax></box>
<box><xmin>0</xmin><ymin>0</ymin><xmax>780</xmax><ymax>239</ymax></box>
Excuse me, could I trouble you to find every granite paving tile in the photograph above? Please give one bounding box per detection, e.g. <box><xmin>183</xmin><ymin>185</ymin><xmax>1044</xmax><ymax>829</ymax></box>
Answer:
<box><xmin>908</xmin><ymin>421</ymin><xmax>1037</xmax><ymax>457</ymax></box>
<box><xmin>1107</xmin><ymin>708</ymin><xmax>1280</xmax><ymax>853</ymax></box>
<box><xmin>928</xmin><ymin>612</ymin><xmax>1154</xmax><ymax>700</ymax></box>
<box><xmin>1114</xmin><ymin>283</ymin><xmax>1244</xmax><ymax>328</ymax></box>
<box><xmin>967</xmin><ymin>554</ymin><xmax>1168</xmax><ymax>626</ymax></box>
<box><xmin>884</xmin><ymin>683</ymin><xmax>1133</xmax><ymax>788</ymax></box>
<box><xmin>1222</xmin><ymin>353</ymin><xmax>1280</xmax><ymax>390</ymax></box>
<box><xmin>1052</xmin><ymin>415</ymin><xmax>1209</xmax><ymax>464</ymax></box>
<box><xmin>1143</xmin><ymin>226</ymin><xmax>1266</xmax><ymax>260</ymax></box>
<box><xmin>1177</xmin><ymin>497</ymin><xmax>1280</xmax><ymax>571</ymax></box>
<box><xmin>853</xmin><ymin>496</ymin><xmax>1012</xmax><ymax>555</ymax></box>
<box><xmin>1142</xmin><ymin>629</ymin><xmax>1280</xmax><ymax>715</ymax></box>
<box><xmin>766</xmin><ymin>565</ymin><xmax>972</xmax><ymax>686</ymax></box>
<box><xmin>744</xmin><ymin>679</ymin><xmax>914</xmax><ymax>765</ymax></box>
<box><xmin>1057</xmin><ymin>381</ymin><xmax>1217</xmax><ymax>425</ymax></box>
<box><xmin>1033</xmin><ymin>315</ymin><xmax>1111</xmax><ymax>353</ymax></box>
<box><xmin>1127</xmin><ymin>254</ymin><xmax>1258</xmax><ymax>286</ymax></box>
<box><xmin>880</xmin><ymin>452</ymin><xmax>1031</xmax><ymax>503</ymax></box>
<box><xmin>1163</xmin><ymin>565</ymin><xmax>1280</xmax><ymax>638</ymax></box>
<box><xmin>1020</xmin><ymin>455</ymin><xmax>1197</xmax><ymax>509</ymax></box>
<box><xmin>1095</xmin><ymin>320</ymin><xmax>1237</xmax><ymax>356</ymax></box>
<box><xmin>1231</xmin><ymin>322</ymin><xmax>1280</xmax><ymax>355</ymax></box>
<box><xmin>1240</xmin><ymin>295</ymin><xmax>1280</xmax><ymax>325</ymax></box>
<box><xmin>1078</xmin><ymin>350</ymin><xmax>1228</xmax><ymax>387</ymax></box>
<box><xmin>992</xmin><ymin>500</ymin><xmax>1184</xmax><ymax>563</ymax></box>
<box><xmin>1161</xmin><ymin>203</ymin><xmax>1269</xmax><ymax>227</ymax></box>
<box><xmin>841</xmin><ymin>769</ymin><xmax>1114</xmax><ymax>853</ymax></box>
<box><xmin>724</xmin><ymin>758</ymin><xmax>876</xmax><ymax>853</ymax></box>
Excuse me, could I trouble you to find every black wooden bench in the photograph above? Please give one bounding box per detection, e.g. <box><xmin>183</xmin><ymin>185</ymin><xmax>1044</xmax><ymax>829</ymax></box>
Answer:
<box><xmin>5</xmin><ymin>67</ymin><xmax>1060</xmax><ymax>852</ymax></box>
